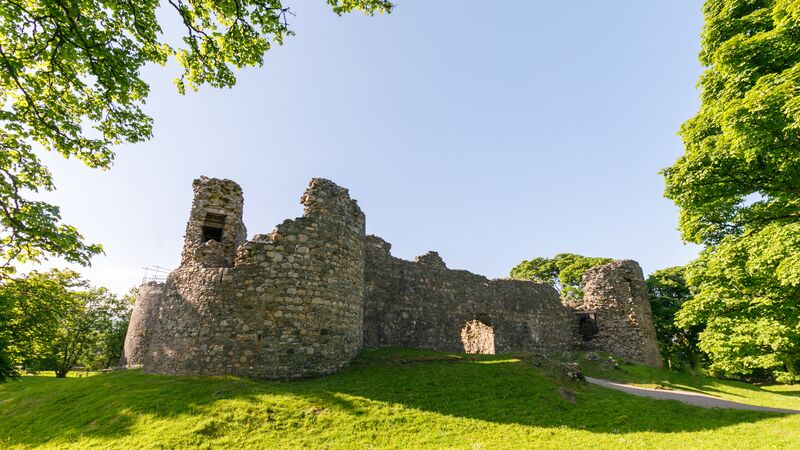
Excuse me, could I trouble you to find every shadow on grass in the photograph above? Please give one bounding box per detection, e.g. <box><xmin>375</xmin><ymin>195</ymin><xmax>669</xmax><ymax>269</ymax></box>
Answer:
<box><xmin>0</xmin><ymin>348</ymin><xmax>791</xmax><ymax>447</ymax></box>
<box><xmin>767</xmin><ymin>390</ymin><xmax>800</xmax><ymax>397</ymax></box>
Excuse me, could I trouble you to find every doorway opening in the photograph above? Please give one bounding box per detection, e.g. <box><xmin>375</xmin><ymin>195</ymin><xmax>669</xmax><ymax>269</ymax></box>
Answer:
<box><xmin>461</xmin><ymin>320</ymin><xmax>495</xmax><ymax>354</ymax></box>
<box><xmin>577</xmin><ymin>312</ymin><xmax>598</xmax><ymax>341</ymax></box>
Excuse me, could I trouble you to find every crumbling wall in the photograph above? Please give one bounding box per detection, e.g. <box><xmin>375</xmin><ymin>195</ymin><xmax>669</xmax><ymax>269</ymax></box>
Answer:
<box><xmin>578</xmin><ymin>260</ymin><xmax>662</xmax><ymax>367</ymax></box>
<box><xmin>123</xmin><ymin>176</ymin><xmax>665</xmax><ymax>379</ymax></box>
<box><xmin>181</xmin><ymin>176</ymin><xmax>247</xmax><ymax>268</ymax></box>
<box><xmin>125</xmin><ymin>177</ymin><xmax>365</xmax><ymax>379</ymax></box>
<box><xmin>363</xmin><ymin>236</ymin><xmax>574</xmax><ymax>354</ymax></box>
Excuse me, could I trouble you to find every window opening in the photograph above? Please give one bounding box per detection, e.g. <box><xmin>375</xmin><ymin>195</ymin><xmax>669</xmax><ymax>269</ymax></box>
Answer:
<box><xmin>202</xmin><ymin>212</ymin><xmax>226</xmax><ymax>243</ymax></box>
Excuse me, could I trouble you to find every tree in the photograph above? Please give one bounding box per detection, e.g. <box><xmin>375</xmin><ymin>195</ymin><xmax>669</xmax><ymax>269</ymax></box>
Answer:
<box><xmin>79</xmin><ymin>288</ymin><xmax>134</xmax><ymax>370</ymax></box>
<box><xmin>0</xmin><ymin>301</ymin><xmax>17</xmax><ymax>381</ymax></box>
<box><xmin>42</xmin><ymin>286</ymin><xmax>130</xmax><ymax>377</ymax></box>
<box><xmin>675</xmin><ymin>224</ymin><xmax>800</xmax><ymax>382</ymax></box>
<box><xmin>0</xmin><ymin>269</ymin><xmax>84</xmax><ymax>380</ymax></box>
<box><xmin>646</xmin><ymin>266</ymin><xmax>705</xmax><ymax>372</ymax></box>
<box><xmin>663</xmin><ymin>0</ymin><xmax>800</xmax><ymax>381</ymax></box>
<box><xmin>0</xmin><ymin>0</ymin><xmax>393</xmax><ymax>278</ymax></box>
<box><xmin>510</xmin><ymin>253</ymin><xmax>611</xmax><ymax>302</ymax></box>
<box><xmin>0</xmin><ymin>269</ymin><xmax>132</xmax><ymax>379</ymax></box>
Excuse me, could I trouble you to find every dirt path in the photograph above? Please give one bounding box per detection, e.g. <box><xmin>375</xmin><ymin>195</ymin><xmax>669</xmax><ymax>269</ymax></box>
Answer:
<box><xmin>585</xmin><ymin>377</ymin><xmax>800</xmax><ymax>414</ymax></box>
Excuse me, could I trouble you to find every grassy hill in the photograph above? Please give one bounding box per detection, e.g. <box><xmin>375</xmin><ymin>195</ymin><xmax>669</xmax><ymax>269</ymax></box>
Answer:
<box><xmin>1</xmin><ymin>348</ymin><xmax>799</xmax><ymax>449</ymax></box>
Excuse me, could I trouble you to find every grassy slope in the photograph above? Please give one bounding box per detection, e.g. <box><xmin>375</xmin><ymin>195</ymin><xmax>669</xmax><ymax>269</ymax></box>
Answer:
<box><xmin>0</xmin><ymin>349</ymin><xmax>798</xmax><ymax>449</ymax></box>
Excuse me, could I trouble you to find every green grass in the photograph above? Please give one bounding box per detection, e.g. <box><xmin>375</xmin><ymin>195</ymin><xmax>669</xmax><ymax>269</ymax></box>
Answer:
<box><xmin>580</xmin><ymin>353</ymin><xmax>800</xmax><ymax>411</ymax></box>
<box><xmin>21</xmin><ymin>371</ymin><xmax>101</xmax><ymax>378</ymax></box>
<box><xmin>1</xmin><ymin>348</ymin><xmax>799</xmax><ymax>449</ymax></box>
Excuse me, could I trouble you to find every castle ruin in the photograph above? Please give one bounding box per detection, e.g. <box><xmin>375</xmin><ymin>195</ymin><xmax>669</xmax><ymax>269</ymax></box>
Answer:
<box><xmin>122</xmin><ymin>177</ymin><xmax>661</xmax><ymax>379</ymax></box>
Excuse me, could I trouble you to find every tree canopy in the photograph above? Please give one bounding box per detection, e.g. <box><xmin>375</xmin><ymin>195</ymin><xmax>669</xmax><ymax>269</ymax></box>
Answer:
<box><xmin>646</xmin><ymin>266</ymin><xmax>704</xmax><ymax>372</ymax></box>
<box><xmin>510</xmin><ymin>253</ymin><xmax>612</xmax><ymax>302</ymax></box>
<box><xmin>0</xmin><ymin>269</ymin><xmax>83</xmax><ymax>379</ymax></box>
<box><xmin>0</xmin><ymin>0</ymin><xmax>393</xmax><ymax>277</ymax></box>
<box><xmin>663</xmin><ymin>0</ymin><xmax>800</xmax><ymax>246</ymax></box>
<box><xmin>664</xmin><ymin>0</ymin><xmax>800</xmax><ymax>381</ymax></box>
<box><xmin>675</xmin><ymin>224</ymin><xmax>800</xmax><ymax>381</ymax></box>
<box><xmin>0</xmin><ymin>269</ymin><xmax>133</xmax><ymax>380</ymax></box>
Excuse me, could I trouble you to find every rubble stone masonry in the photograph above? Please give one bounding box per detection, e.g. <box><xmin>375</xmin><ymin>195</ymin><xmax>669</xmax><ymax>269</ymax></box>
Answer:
<box><xmin>362</xmin><ymin>236</ymin><xmax>575</xmax><ymax>354</ymax></box>
<box><xmin>123</xmin><ymin>177</ymin><xmax>661</xmax><ymax>379</ymax></box>
<box><xmin>123</xmin><ymin>177</ymin><xmax>365</xmax><ymax>379</ymax></box>
<box><xmin>578</xmin><ymin>260</ymin><xmax>663</xmax><ymax>367</ymax></box>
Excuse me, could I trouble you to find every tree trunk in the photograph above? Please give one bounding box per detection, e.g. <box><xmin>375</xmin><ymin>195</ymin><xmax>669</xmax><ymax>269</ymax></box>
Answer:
<box><xmin>55</xmin><ymin>369</ymin><xmax>68</xmax><ymax>378</ymax></box>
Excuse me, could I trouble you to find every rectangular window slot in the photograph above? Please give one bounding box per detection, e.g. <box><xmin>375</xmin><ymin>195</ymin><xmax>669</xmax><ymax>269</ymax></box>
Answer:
<box><xmin>202</xmin><ymin>212</ymin><xmax>226</xmax><ymax>242</ymax></box>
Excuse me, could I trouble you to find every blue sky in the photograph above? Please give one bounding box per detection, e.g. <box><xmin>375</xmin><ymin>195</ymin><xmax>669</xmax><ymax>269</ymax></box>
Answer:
<box><xmin>32</xmin><ymin>1</ymin><xmax>704</xmax><ymax>294</ymax></box>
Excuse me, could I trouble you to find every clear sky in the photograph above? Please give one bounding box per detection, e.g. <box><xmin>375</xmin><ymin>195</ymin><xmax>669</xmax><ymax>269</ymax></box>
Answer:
<box><xmin>30</xmin><ymin>1</ymin><xmax>705</xmax><ymax>294</ymax></box>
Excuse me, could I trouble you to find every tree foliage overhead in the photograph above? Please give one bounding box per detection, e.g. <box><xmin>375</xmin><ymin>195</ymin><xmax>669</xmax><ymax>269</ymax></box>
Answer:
<box><xmin>663</xmin><ymin>0</ymin><xmax>800</xmax><ymax>245</ymax></box>
<box><xmin>0</xmin><ymin>0</ymin><xmax>392</xmax><ymax>277</ymax></box>
<box><xmin>664</xmin><ymin>0</ymin><xmax>800</xmax><ymax>381</ymax></box>
<box><xmin>510</xmin><ymin>253</ymin><xmax>612</xmax><ymax>302</ymax></box>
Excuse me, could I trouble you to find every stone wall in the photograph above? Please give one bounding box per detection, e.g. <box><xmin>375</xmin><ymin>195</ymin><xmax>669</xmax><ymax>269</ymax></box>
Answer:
<box><xmin>578</xmin><ymin>260</ymin><xmax>662</xmax><ymax>366</ymax></box>
<box><xmin>125</xmin><ymin>177</ymin><xmax>366</xmax><ymax>379</ymax></box>
<box><xmin>362</xmin><ymin>236</ymin><xmax>575</xmax><ymax>354</ymax></box>
<box><xmin>123</xmin><ymin>176</ymin><xmax>663</xmax><ymax>380</ymax></box>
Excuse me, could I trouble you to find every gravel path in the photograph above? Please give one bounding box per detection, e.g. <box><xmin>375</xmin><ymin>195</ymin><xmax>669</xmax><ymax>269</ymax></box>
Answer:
<box><xmin>585</xmin><ymin>377</ymin><xmax>800</xmax><ymax>414</ymax></box>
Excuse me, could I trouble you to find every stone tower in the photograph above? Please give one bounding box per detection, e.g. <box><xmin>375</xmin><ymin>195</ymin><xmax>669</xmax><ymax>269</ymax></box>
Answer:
<box><xmin>122</xmin><ymin>177</ymin><xmax>366</xmax><ymax>379</ymax></box>
<box><xmin>181</xmin><ymin>176</ymin><xmax>247</xmax><ymax>268</ymax></box>
<box><xmin>578</xmin><ymin>260</ymin><xmax>662</xmax><ymax>367</ymax></box>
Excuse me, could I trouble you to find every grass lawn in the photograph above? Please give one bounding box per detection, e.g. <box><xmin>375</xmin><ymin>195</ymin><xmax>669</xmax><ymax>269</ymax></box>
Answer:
<box><xmin>1</xmin><ymin>348</ymin><xmax>799</xmax><ymax>449</ymax></box>
<box><xmin>21</xmin><ymin>371</ymin><xmax>101</xmax><ymax>378</ymax></box>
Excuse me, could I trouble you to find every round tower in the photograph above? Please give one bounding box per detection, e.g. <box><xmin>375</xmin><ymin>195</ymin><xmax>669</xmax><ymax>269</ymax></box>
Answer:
<box><xmin>124</xmin><ymin>176</ymin><xmax>366</xmax><ymax>379</ymax></box>
<box><xmin>579</xmin><ymin>260</ymin><xmax>662</xmax><ymax>367</ymax></box>
<box><xmin>119</xmin><ymin>282</ymin><xmax>165</xmax><ymax>367</ymax></box>
<box><xmin>234</xmin><ymin>178</ymin><xmax>367</xmax><ymax>378</ymax></box>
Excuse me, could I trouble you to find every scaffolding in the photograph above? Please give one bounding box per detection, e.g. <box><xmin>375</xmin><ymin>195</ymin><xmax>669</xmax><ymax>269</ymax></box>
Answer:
<box><xmin>141</xmin><ymin>265</ymin><xmax>171</xmax><ymax>284</ymax></box>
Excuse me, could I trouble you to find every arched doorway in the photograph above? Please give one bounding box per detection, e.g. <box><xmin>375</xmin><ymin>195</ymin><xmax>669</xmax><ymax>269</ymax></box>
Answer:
<box><xmin>461</xmin><ymin>320</ymin><xmax>495</xmax><ymax>354</ymax></box>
